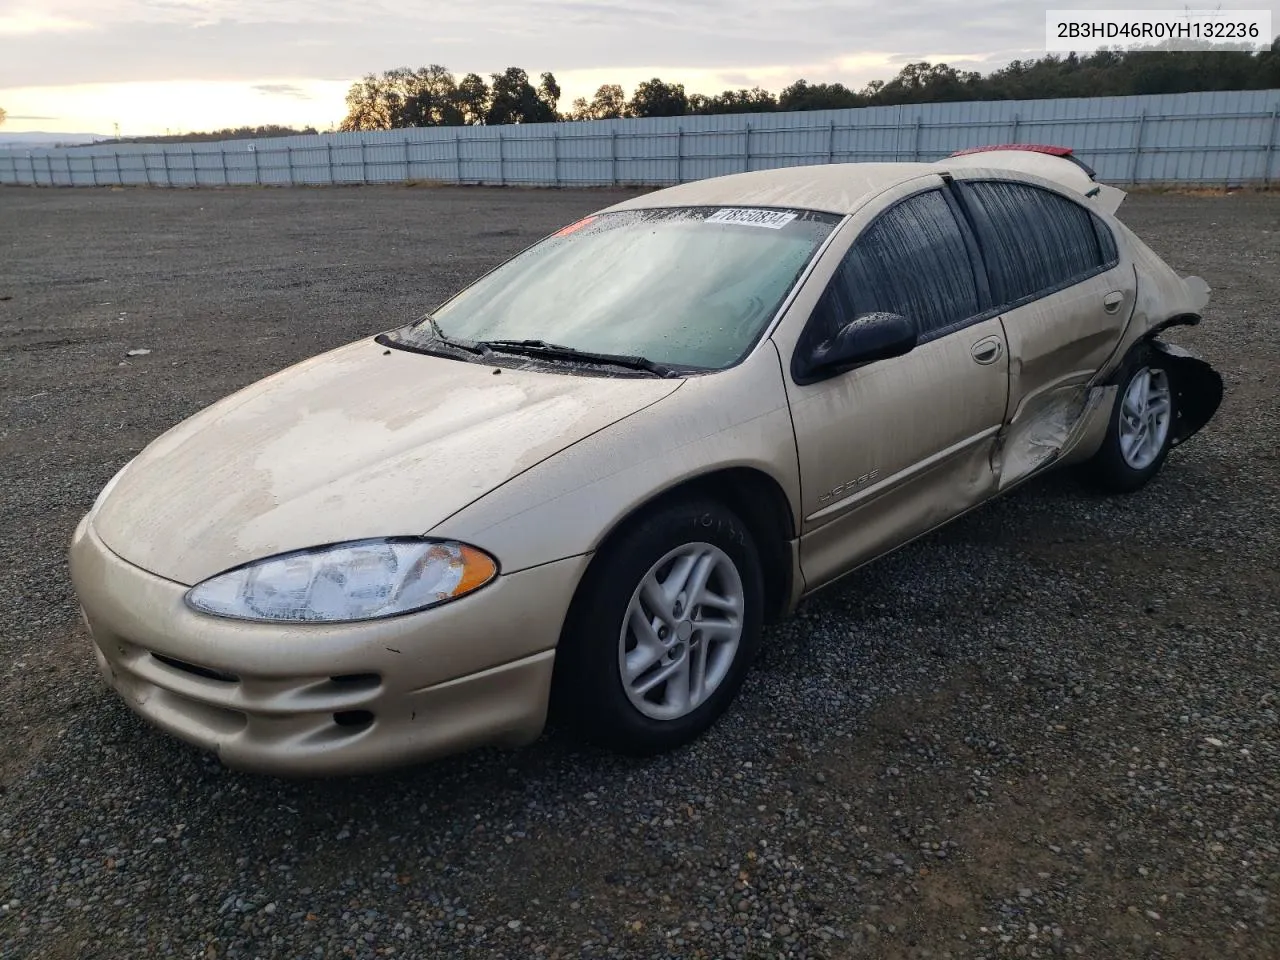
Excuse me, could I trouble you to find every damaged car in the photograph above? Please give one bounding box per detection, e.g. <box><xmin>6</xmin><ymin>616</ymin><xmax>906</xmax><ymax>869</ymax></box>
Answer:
<box><xmin>70</xmin><ymin>146</ymin><xmax>1223</xmax><ymax>774</ymax></box>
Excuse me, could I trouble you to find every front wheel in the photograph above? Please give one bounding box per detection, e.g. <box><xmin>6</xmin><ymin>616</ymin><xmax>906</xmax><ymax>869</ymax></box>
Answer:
<box><xmin>1084</xmin><ymin>348</ymin><xmax>1176</xmax><ymax>493</ymax></box>
<box><xmin>555</xmin><ymin>499</ymin><xmax>764</xmax><ymax>754</ymax></box>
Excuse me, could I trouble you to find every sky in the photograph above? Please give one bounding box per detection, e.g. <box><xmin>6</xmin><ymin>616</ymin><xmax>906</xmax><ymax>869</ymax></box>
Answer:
<box><xmin>0</xmin><ymin>1</ymin><xmax>1275</xmax><ymax>136</ymax></box>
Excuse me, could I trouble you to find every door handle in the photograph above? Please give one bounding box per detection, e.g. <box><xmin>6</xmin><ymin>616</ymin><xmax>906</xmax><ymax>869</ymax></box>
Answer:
<box><xmin>1103</xmin><ymin>291</ymin><xmax>1125</xmax><ymax>313</ymax></box>
<box><xmin>971</xmin><ymin>336</ymin><xmax>1003</xmax><ymax>365</ymax></box>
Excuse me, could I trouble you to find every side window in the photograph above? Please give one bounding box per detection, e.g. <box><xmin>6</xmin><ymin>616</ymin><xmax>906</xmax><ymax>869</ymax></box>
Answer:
<box><xmin>958</xmin><ymin>180</ymin><xmax>1112</xmax><ymax>307</ymax></box>
<box><xmin>1094</xmin><ymin>214</ymin><xmax>1118</xmax><ymax>263</ymax></box>
<box><xmin>801</xmin><ymin>189</ymin><xmax>980</xmax><ymax>356</ymax></box>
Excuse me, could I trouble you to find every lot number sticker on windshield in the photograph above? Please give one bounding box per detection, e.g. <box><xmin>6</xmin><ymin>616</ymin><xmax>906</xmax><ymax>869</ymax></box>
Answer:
<box><xmin>706</xmin><ymin>208</ymin><xmax>798</xmax><ymax>229</ymax></box>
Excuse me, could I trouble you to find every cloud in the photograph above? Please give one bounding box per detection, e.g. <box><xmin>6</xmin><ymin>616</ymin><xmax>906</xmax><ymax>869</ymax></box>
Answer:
<box><xmin>251</xmin><ymin>83</ymin><xmax>312</xmax><ymax>99</ymax></box>
<box><xmin>0</xmin><ymin>11</ymin><xmax>94</xmax><ymax>35</ymax></box>
<box><xmin>1</xmin><ymin>1</ymin><xmax>1053</xmax><ymax>90</ymax></box>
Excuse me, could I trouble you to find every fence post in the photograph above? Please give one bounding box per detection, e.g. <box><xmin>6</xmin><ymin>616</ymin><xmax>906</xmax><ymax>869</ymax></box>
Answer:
<box><xmin>743</xmin><ymin>124</ymin><xmax>751</xmax><ymax>173</ymax></box>
<box><xmin>190</xmin><ymin>149</ymin><xmax>197</xmax><ymax>187</ymax></box>
<box><xmin>90</xmin><ymin>154</ymin><xmax>99</xmax><ymax>186</ymax></box>
<box><xmin>46</xmin><ymin>154</ymin><xmax>55</xmax><ymax>186</ymax></box>
<box><xmin>498</xmin><ymin>128</ymin><xmax>505</xmax><ymax>186</ymax></box>
<box><xmin>455</xmin><ymin>130</ymin><xmax>465</xmax><ymax>183</ymax></box>
<box><xmin>326</xmin><ymin>142</ymin><xmax>334</xmax><ymax>184</ymax></box>
<box><xmin>142</xmin><ymin>153</ymin><xmax>152</xmax><ymax>187</ymax></box>
<box><xmin>610</xmin><ymin>129</ymin><xmax>617</xmax><ymax>185</ymax></box>
<box><xmin>913</xmin><ymin>117</ymin><xmax>923</xmax><ymax>161</ymax></box>
<box><xmin>675</xmin><ymin>128</ymin><xmax>683</xmax><ymax>183</ymax></box>
<box><xmin>551</xmin><ymin>126</ymin><xmax>559</xmax><ymax>186</ymax></box>
<box><xmin>360</xmin><ymin>141</ymin><xmax>368</xmax><ymax>183</ymax></box>
<box><xmin>1129</xmin><ymin>109</ymin><xmax>1147</xmax><ymax>185</ymax></box>
<box><xmin>162</xmin><ymin>149</ymin><xmax>170</xmax><ymax>187</ymax></box>
<box><xmin>287</xmin><ymin>147</ymin><xmax>295</xmax><ymax>185</ymax></box>
<box><xmin>827</xmin><ymin>121</ymin><xmax>835</xmax><ymax>163</ymax></box>
<box><xmin>1010</xmin><ymin>114</ymin><xmax>1020</xmax><ymax>144</ymax></box>
<box><xmin>1263</xmin><ymin>107</ymin><xmax>1278</xmax><ymax>188</ymax></box>
<box><xmin>404</xmin><ymin>137</ymin><xmax>411</xmax><ymax>181</ymax></box>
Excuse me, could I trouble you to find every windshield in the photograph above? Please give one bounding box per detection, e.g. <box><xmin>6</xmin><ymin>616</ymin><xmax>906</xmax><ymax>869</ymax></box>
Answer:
<box><xmin>394</xmin><ymin>206</ymin><xmax>840</xmax><ymax>371</ymax></box>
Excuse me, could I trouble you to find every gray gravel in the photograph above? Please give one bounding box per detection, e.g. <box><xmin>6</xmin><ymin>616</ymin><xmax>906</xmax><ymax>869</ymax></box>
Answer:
<box><xmin>1</xmin><ymin>185</ymin><xmax>1277</xmax><ymax>959</ymax></box>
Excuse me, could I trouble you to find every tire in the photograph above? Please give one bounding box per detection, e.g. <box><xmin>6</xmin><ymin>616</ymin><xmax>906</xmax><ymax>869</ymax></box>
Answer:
<box><xmin>555</xmin><ymin>498</ymin><xmax>765</xmax><ymax>754</ymax></box>
<box><xmin>1084</xmin><ymin>345</ymin><xmax>1177</xmax><ymax>493</ymax></box>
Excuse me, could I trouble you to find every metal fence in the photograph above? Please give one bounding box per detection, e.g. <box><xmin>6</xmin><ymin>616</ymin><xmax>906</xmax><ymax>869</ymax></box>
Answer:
<box><xmin>3</xmin><ymin>88</ymin><xmax>1278</xmax><ymax>189</ymax></box>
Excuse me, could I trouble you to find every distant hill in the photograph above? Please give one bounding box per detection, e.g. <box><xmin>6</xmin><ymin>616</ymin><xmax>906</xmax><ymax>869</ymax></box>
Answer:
<box><xmin>0</xmin><ymin>132</ymin><xmax>109</xmax><ymax>150</ymax></box>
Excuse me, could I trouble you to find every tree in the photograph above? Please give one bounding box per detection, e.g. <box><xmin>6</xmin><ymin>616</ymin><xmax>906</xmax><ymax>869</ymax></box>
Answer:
<box><xmin>628</xmin><ymin>78</ymin><xmax>689</xmax><ymax>117</ymax></box>
<box><xmin>396</xmin><ymin>64</ymin><xmax>465</xmax><ymax>127</ymax></box>
<box><xmin>1257</xmin><ymin>37</ymin><xmax>1280</xmax><ymax>86</ymax></box>
<box><xmin>689</xmin><ymin>87</ymin><xmax>777</xmax><ymax>115</ymax></box>
<box><xmin>777</xmin><ymin>79</ymin><xmax>862</xmax><ymax>111</ymax></box>
<box><xmin>568</xmin><ymin>84</ymin><xmax>626</xmax><ymax>121</ymax></box>
<box><xmin>486</xmin><ymin>67</ymin><xmax>558</xmax><ymax>124</ymax></box>
<box><xmin>0</xmin><ymin>106</ymin><xmax>6</xmax><ymax>127</ymax></box>
<box><xmin>456</xmin><ymin>73</ymin><xmax>490</xmax><ymax>125</ymax></box>
<box><xmin>538</xmin><ymin>72</ymin><xmax>561</xmax><ymax>116</ymax></box>
<box><xmin>874</xmin><ymin>61</ymin><xmax>982</xmax><ymax>104</ymax></box>
<box><xmin>339</xmin><ymin>65</ymin><xmax>482</xmax><ymax>130</ymax></box>
<box><xmin>335</xmin><ymin>40</ymin><xmax>1280</xmax><ymax>130</ymax></box>
<box><xmin>341</xmin><ymin>73</ymin><xmax>396</xmax><ymax>131</ymax></box>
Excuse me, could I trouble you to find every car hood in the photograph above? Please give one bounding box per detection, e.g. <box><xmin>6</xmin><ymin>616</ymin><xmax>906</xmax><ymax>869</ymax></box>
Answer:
<box><xmin>94</xmin><ymin>338</ymin><xmax>681</xmax><ymax>585</ymax></box>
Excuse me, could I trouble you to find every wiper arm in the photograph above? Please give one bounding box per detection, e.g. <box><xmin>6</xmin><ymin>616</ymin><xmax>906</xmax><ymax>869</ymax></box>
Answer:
<box><xmin>481</xmin><ymin>339</ymin><xmax>678</xmax><ymax>378</ymax></box>
<box><xmin>424</xmin><ymin>316</ymin><xmax>491</xmax><ymax>357</ymax></box>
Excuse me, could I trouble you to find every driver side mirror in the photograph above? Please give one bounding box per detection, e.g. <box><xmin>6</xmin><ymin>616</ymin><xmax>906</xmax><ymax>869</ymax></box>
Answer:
<box><xmin>797</xmin><ymin>312</ymin><xmax>917</xmax><ymax>384</ymax></box>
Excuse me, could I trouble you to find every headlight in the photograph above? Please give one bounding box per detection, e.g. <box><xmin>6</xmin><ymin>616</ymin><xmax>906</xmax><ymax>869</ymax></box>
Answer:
<box><xmin>92</xmin><ymin>458</ymin><xmax>135</xmax><ymax>513</ymax></box>
<box><xmin>185</xmin><ymin>538</ymin><xmax>498</xmax><ymax>623</ymax></box>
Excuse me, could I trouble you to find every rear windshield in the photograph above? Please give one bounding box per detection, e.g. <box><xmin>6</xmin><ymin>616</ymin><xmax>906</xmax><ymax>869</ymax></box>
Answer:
<box><xmin>398</xmin><ymin>206</ymin><xmax>840</xmax><ymax>370</ymax></box>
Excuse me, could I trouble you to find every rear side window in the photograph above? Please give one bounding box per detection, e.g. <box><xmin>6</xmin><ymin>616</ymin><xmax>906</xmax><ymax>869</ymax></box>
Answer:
<box><xmin>1094</xmin><ymin>214</ymin><xmax>1118</xmax><ymax>262</ymax></box>
<box><xmin>958</xmin><ymin>180</ymin><xmax>1114</xmax><ymax>307</ymax></box>
<box><xmin>802</xmin><ymin>189</ymin><xmax>980</xmax><ymax>356</ymax></box>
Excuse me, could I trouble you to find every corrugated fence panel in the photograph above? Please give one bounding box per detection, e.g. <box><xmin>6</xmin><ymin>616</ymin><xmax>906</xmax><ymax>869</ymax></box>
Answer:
<box><xmin>2</xmin><ymin>89</ymin><xmax>1278</xmax><ymax>188</ymax></box>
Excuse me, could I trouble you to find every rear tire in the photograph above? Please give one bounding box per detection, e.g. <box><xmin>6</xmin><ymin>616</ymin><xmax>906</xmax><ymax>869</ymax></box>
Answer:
<box><xmin>555</xmin><ymin>499</ymin><xmax>764</xmax><ymax>754</ymax></box>
<box><xmin>1084</xmin><ymin>346</ymin><xmax>1176</xmax><ymax>493</ymax></box>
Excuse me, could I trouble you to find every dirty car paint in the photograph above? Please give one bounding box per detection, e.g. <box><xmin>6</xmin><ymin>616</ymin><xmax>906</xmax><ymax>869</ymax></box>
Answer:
<box><xmin>93</xmin><ymin>339</ymin><xmax>680</xmax><ymax>585</ymax></box>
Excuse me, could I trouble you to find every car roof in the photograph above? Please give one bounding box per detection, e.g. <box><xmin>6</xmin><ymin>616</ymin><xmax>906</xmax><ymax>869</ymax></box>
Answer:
<box><xmin>600</xmin><ymin>152</ymin><xmax>1125</xmax><ymax>217</ymax></box>
<box><xmin>602</xmin><ymin>162</ymin><xmax>936</xmax><ymax>217</ymax></box>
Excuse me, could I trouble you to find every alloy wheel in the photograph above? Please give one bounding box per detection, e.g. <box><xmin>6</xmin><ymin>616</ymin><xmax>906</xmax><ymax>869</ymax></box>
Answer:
<box><xmin>618</xmin><ymin>542</ymin><xmax>745</xmax><ymax>721</ymax></box>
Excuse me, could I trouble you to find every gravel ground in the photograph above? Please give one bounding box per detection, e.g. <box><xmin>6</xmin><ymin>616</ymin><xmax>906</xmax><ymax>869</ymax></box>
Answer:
<box><xmin>1</xmin><ymin>185</ymin><xmax>1276</xmax><ymax>960</ymax></box>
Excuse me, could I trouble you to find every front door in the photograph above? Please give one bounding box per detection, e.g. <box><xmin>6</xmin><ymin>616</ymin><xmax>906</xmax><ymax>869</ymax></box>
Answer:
<box><xmin>773</xmin><ymin>185</ymin><xmax>1010</xmax><ymax>591</ymax></box>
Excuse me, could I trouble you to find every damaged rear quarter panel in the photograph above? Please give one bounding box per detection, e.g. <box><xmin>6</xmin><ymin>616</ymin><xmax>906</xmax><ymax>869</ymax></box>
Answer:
<box><xmin>1093</xmin><ymin>217</ymin><xmax>1211</xmax><ymax>381</ymax></box>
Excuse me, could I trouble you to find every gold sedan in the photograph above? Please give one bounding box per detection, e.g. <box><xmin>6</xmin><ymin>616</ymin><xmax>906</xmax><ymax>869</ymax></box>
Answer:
<box><xmin>70</xmin><ymin>149</ymin><xmax>1222</xmax><ymax>774</ymax></box>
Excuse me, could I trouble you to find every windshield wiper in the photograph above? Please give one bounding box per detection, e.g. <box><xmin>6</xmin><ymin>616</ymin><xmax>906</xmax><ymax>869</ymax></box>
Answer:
<box><xmin>481</xmin><ymin>339</ymin><xmax>679</xmax><ymax>378</ymax></box>
<box><xmin>425</xmin><ymin>316</ymin><xmax>491</xmax><ymax>357</ymax></box>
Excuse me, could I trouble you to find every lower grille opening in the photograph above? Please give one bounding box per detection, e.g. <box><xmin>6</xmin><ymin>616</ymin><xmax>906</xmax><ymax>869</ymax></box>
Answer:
<box><xmin>152</xmin><ymin>654</ymin><xmax>238</xmax><ymax>684</ymax></box>
<box><xmin>329</xmin><ymin>673</ymin><xmax>381</xmax><ymax>690</ymax></box>
<box><xmin>333</xmin><ymin>710</ymin><xmax>375</xmax><ymax>729</ymax></box>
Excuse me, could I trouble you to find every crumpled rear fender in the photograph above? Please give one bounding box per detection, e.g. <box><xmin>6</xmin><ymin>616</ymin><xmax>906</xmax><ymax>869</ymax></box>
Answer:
<box><xmin>1148</xmin><ymin>339</ymin><xmax>1224</xmax><ymax>448</ymax></box>
<box><xmin>1100</xmin><ymin>336</ymin><xmax>1223</xmax><ymax>445</ymax></box>
<box><xmin>1062</xmin><ymin>335</ymin><xmax>1222</xmax><ymax>467</ymax></box>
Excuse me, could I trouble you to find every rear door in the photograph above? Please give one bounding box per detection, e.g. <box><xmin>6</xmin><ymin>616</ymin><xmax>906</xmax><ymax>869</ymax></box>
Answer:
<box><xmin>953</xmin><ymin>177</ymin><xmax>1135</xmax><ymax>485</ymax></box>
<box><xmin>771</xmin><ymin>183</ymin><xmax>1010</xmax><ymax>591</ymax></box>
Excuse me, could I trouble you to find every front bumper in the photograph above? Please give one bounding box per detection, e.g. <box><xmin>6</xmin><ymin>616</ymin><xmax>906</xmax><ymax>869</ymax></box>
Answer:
<box><xmin>69</xmin><ymin>517</ymin><xmax>590</xmax><ymax>776</ymax></box>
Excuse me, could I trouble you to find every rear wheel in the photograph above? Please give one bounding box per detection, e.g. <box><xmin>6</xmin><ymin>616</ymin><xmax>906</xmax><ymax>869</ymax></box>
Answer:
<box><xmin>556</xmin><ymin>499</ymin><xmax>764</xmax><ymax>754</ymax></box>
<box><xmin>1085</xmin><ymin>347</ymin><xmax>1176</xmax><ymax>492</ymax></box>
